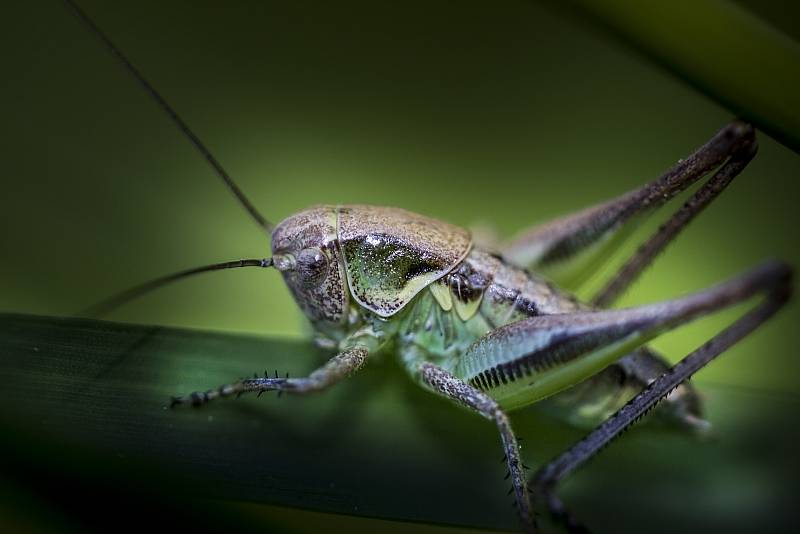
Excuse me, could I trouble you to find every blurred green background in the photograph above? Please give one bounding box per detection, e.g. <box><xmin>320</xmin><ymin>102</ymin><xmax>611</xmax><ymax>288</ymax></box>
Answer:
<box><xmin>1</xmin><ymin>0</ymin><xmax>799</xmax><ymax>533</ymax></box>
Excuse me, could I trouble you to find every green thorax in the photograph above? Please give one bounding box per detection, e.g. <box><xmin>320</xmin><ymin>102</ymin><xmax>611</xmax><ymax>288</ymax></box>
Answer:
<box><xmin>389</xmin><ymin>248</ymin><xmax>582</xmax><ymax>372</ymax></box>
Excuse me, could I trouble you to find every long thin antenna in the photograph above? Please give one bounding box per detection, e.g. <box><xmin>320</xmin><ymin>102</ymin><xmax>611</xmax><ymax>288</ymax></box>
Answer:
<box><xmin>80</xmin><ymin>258</ymin><xmax>274</xmax><ymax>318</ymax></box>
<box><xmin>63</xmin><ymin>0</ymin><xmax>274</xmax><ymax>233</ymax></box>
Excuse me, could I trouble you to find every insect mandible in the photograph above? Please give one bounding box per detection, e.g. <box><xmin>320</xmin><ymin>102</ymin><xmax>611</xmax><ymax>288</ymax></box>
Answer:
<box><xmin>63</xmin><ymin>1</ymin><xmax>795</xmax><ymax>533</ymax></box>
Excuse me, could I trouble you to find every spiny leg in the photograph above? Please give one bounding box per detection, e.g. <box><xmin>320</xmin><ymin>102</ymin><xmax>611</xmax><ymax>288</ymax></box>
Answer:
<box><xmin>170</xmin><ymin>345</ymin><xmax>369</xmax><ymax>407</ymax></box>
<box><xmin>458</xmin><ymin>261</ymin><xmax>790</xmax><ymax>413</ymax></box>
<box><xmin>537</xmin><ymin>346</ymin><xmax>709</xmax><ymax>434</ymax></box>
<box><xmin>592</xmin><ymin>137</ymin><xmax>757</xmax><ymax>307</ymax></box>
<box><xmin>419</xmin><ymin>363</ymin><xmax>535</xmax><ymax>534</ymax></box>
<box><xmin>501</xmin><ymin>121</ymin><xmax>755</xmax><ymax>291</ymax></box>
<box><xmin>528</xmin><ymin>266</ymin><xmax>792</xmax><ymax>532</ymax></box>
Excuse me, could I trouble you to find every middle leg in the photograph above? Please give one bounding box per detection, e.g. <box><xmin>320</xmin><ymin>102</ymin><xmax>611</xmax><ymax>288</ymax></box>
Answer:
<box><xmin>419</xmin><ymin>363</ymin><xmax>535</xmax><ymax>533</ymax></box>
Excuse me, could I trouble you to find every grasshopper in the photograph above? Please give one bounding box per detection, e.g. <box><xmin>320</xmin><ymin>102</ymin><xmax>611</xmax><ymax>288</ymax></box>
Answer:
<box><xmin>66</xmin><ymin>1</ymin><xmax>793</xmax><ymax>532</ymax></box>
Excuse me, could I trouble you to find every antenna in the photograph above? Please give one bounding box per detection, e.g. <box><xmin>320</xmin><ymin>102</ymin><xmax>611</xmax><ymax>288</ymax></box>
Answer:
<box><xmin>81</xmin><ymin>258</ymin><xmax>274</xmax><ymax>318</ymax></box>
<box><xmin>63</xmin><ymin>0</ymin><xmax>274</xmax><ymax>233</ymax></box>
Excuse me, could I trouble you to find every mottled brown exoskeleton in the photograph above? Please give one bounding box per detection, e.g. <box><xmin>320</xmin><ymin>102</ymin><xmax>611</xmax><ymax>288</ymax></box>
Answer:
<box><xmin>68</xmin><ymin>1</ymin><xmax>793</xmax><ymax>532</ymax></box>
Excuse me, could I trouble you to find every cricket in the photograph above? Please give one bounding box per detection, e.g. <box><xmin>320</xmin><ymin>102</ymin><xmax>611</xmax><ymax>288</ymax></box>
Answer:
<box><xmin>64</xmin><ymin>1</ymin><xmax>793</xmax><ymax>533</ymax></box>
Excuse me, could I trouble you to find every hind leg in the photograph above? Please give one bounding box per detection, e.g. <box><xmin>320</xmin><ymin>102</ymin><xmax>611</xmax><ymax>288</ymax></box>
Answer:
<box><xmin>501</xmin><ymin>121</ymin><xmax>756</xmax><ymax>299</ymax></box>
<box><xmin>528</xmin><ymin>267</ymin><xmax>791</xmax><ymax>532</ymax></box>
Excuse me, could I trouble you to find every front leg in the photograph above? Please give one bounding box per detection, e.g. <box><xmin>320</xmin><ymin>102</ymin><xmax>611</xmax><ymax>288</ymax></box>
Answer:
<box><xmin>419</xmin><ymin>363</ymin><xmax>535</xmax><ymax>533</ymax></box>
<box><xmin>170</xmin><ymin>345</ymin><xmax>369</xmax><ymax>407</ymax></box>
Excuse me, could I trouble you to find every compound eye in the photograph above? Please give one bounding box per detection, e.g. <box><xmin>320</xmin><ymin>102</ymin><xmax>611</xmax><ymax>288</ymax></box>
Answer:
<box><xmin>297</xmin><ymin>247</ymin><xmax>329</xmax><ymax>287</ymax></box>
